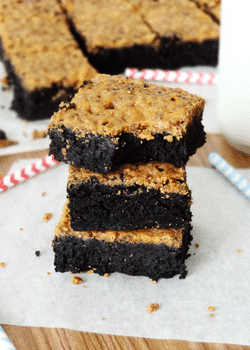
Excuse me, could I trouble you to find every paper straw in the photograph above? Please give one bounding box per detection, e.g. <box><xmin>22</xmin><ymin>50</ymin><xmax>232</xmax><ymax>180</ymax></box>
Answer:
<box><xmin>124</xmin><ymin>68</ymin><xmax>218</xmax><ymax>85</ymax></box>
<box><xmin>0</xmin><ymin>326</ymin><xmax>16</xmax><ymax>350</ymax></box>
<box><xmin>208</xmin><ymin>152</ymin><xmax>250</xmax><ymax>199</ymax></box>
<box><xmin>0</xmin><ymin>154</ymin><xmax>59</xmax><ymax>193</ymax></box>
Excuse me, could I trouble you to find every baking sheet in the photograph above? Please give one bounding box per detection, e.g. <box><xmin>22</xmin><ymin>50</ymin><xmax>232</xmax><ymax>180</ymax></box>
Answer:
<box><xmin>0</xmin><ymin>159</ymin><xmax>250</xmax><ymax>344</ymax></box>
<box><xmin>0</xmin><ymin>61</ymin><xmax>219</xmax><ymax>156</ymax></box>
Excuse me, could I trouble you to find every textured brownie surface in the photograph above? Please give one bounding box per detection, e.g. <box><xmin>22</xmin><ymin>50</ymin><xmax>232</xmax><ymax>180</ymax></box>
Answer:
<box><xmin>0</xmin><ymin>0</ymin><xmax>97</xmax><ymax>120</ymax></box>
<box><xmin>48</xmin><ymin>74</ymin><xmax>206</xmax><ymax>171</ymax></box>
<box><xmin>67</xmin><ymin>162</ymin><xmax>192</xmax><ymax>231</ymax></box>
<box><xmin>53</xmin><ymin>202</ymin><xmax>192</xmax><ymax>280</ymax></box>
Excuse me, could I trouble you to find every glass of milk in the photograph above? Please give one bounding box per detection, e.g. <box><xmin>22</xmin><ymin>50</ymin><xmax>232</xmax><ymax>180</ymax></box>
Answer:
<box><xmin>218</xmin><ymin>0</ymin><xmax>250</xmax><ymax>154</ymax></box>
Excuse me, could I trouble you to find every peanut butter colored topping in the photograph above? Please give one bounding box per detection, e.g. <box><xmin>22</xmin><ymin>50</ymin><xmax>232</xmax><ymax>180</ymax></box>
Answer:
<box><xmin>128</xmin><ymin>0</ymin><xmax>220</xmax><ymax>42</ymax></box>
<box><xmin>49</xmin><ymin>74</ymin><xmax>205</xmax><ymax>140</ymax></box>
<box><xmin>60</xmin><ymin>0</ymin><xmax>156</xmax><ymax>52</ymax></box>
<box><xmin>68</xmin><ymin>162</ymin><xmax>189</xmax><ymax>195</ymax></box>
<box><xmin>0</xmin><ymin>0</ymin><xmax>97</xmax><ymax>91</ymax></box>
<box><xmin>54</xmin><ymin>201</ymin><xmax>185</xmax><ymax>248</ymax></box>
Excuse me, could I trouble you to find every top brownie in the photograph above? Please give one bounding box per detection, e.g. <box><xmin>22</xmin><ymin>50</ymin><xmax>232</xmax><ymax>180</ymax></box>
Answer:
<box><xmin>48</xmin><ymin>74</ymin><xmax>206</xmax><ymax>173</ymax></box>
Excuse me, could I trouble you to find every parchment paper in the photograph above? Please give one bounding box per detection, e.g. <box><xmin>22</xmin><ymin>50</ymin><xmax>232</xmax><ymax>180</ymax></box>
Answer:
<box><xmin>0</xmin><ymin>159</ymin><xmax>250</xmax><ymax>345</ymax></box>
<box><xmin>0</xmin><ymin>61</ymin><xmax>219</xmax><ymax>156</ymax></box>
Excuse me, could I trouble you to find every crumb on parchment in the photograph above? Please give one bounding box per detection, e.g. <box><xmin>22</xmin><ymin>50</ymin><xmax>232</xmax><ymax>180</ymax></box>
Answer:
<box><xmin>146</xmin><ymin>303</ymin><xmax>159</xmax><ymax>314</ymax></box>
<box><xmin>0</xmin><ymin>262</ymin><xmax>5</xmax><ymax>268</ymax></box>
<box><xmin>43</xmin><ymin>213</ymin><xmax>52</xmax><ymax>222</ymax></box>
<box><xmin>88</xmin><ymin>269</ymin><xmax>94</xmax><ymax>274</ymax></box>
<box><xmin>104</xmin><ymin>273</ymin><xmax>109</xmax><ymax>277</ymax></box>
<box><xmin>32</xmin><ymin>129</ymin><xmax>47</xmax><ymax>140</ymax></box>
<box><xmin>195</xmin><ymin>243</ymin><xmax>199</xmax><ymax>247</ymax></box>
<box><xmin>208</xmin><ymin>306</ymin><xmax>215</xmax><ymax>312</ymax></box>
<box><xmin>236</xmin><ymin>249</ymin><xmax>242</xmax><ymax>252</ymax></box>
<box><xmin>72</xmin><ymin>276</ymin><xmax>83</xmax><ymax>284</ymax></box>
<box><xmin>150</xmin><ymin>280</ymin><xmax>156</xmax><ymax>284</ymax></box>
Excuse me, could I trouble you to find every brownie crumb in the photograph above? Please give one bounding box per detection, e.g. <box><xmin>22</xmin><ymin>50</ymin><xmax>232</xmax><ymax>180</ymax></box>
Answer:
<box><xmin>208</xmin><ymin>306</ymin><xmax>215</xmax><ymax>312</ymax></box>
<box><xmin>0</xmin><ymin>262</ymin><xmax>5</xmax><ymax>268</ymax></box>
<box><xmin>146</xmin><ymin>303</ymin><xmax>159</xmax><ymax>314</ymax></box>
<box><xmin>72</xmin><ymin>276</ymin><xmax>83</xmax><ymax>284</ymax></box>
<box><xmin>195</xmin><ymin>243</ymin><xmax>199</xmax><ymax>247</ymax></box>
<box><xmin>35</xmin><ymin>250</ymin><xmax>40</xmax><ymax>256</ymax></box>
<box><xmin>43</xmin><ymin>213</ymin><xmax>52</xmax><ymax>222</ymax></box>
<box><xmin>32</xmin><ymin>129</ymin><xmax>47</xmax><ymax>140</ymax></box>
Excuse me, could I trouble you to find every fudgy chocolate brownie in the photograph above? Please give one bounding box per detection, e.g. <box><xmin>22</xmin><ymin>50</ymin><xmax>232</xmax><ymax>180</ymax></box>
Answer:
<box><xmin>59</xmin><ymin>0</ymin><xmax>159</xmax><ymax>74</ymax></box>
<box><xmin>48</xmin><ymin>74</ymin><xmax>206</xmax><ymax>172</ymax></box>
<box><xmin>0</xmin><ymin>0</ymin><xmax>97</xmax><ymax>120</ymax></box>
<box><xmin>127</xmin><ymin>0</ymin><xmax>220</xmax><ymax>69</ymax></box>
<box><xmin>60</xmin><ymin>0</ymin><xmax>219</xmax><ymax>73</ymax></box>
<box><xmin>53</xmin><ymin>202</ymin><xmax>193</xmax><ymax>280</ymax></box>
<box><xmin>67</xmin><ymin>162</ymin><xmax>192</xmax><ymax>231</ymax></box>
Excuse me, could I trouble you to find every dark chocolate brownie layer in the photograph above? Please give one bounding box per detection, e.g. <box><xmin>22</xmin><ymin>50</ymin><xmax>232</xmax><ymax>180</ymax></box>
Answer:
<box><xmin>49</xmin><ymin>114</ymin><xmax>205</xmax><ymax>172</ymax></box>
<box><xmin>67</xmin><ymin>162</ymin><xmax>192</xmax><ymax>231</ymax></box>
<box><xmin>53</xmin><ymin>223</ymin><xmax>192</xmax><ymax>280</ymax></box>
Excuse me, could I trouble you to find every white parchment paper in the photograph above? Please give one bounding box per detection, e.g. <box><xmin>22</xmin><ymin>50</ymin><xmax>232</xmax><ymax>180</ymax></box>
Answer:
<box><xmin>0</xmin><ymin>159</ymin><xmax>250</xmax><ymax>344</ymax></box>
<box><xmin>0</xmin><ymin>61</ymin><xmax>219</xmax><ymax>156</ymax></box>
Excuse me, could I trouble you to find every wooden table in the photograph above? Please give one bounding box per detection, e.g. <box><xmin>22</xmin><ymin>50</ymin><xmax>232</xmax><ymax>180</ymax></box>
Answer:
<box><xmin>1</xmin><ymin>133</ymin><xmax>250</xmax><ymax>350</ymax></box>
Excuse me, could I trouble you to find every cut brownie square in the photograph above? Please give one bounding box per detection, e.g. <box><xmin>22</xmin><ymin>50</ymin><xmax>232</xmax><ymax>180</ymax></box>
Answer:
<box><xmin>53</xmin><ymin>202</ymin><xmax>193</xmax><ymax>280</ymax></box>
<box><xmin>0</xmin><ymin>0</ymin><xmax>97</xmax><ymax>120</ymax></box>
<box><xmin>67</xmin><ymin>162</ymin><xmax>192</xmax><ymax>231</ymax></box>
<box><xmin>127</xmin><ymin>0</ymin><xmax>220</xmax><ymax>68</ymax></box>
<box><xmin>59</xmin><ymin>0</ymin><xmax>158</xmax><ymax>74</ymax></box>
<box><xmin>48</xmin><ymin>74</ymin><xmax>206</xmax><ymax>172</ymax></box>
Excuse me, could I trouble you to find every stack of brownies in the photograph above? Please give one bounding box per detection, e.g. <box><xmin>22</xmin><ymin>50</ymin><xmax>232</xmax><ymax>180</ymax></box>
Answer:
<box><xmin>48</xmin><ymin>74</ymin><xmax>206</xmax><ymax>280</ymax></box>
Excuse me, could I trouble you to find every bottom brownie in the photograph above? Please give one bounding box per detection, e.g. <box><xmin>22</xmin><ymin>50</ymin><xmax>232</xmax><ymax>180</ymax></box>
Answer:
<box><xmin>52</xmin><ymin>203</ymin><xmax>192</xmax><ymax>280</ymax></box>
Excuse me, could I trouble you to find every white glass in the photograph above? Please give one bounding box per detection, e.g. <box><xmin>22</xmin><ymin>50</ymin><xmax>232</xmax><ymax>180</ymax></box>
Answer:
<box><xmin>218</xmin><ymin>0</ymin><xmax>250</xmax><ymax>154</ymax></box>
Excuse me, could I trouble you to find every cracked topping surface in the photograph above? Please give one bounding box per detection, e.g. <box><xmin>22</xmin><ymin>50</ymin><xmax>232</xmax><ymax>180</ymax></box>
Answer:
<box><xmin>127</xmin><ymin>0</ymin><xmax>220</xmax><ymax>42</ymax></box>
<box><xmin>55</xmin><ymin>201</ymin><xmax>185</xmax><ymax>247</ymax></box>
<box><xmin>68</xmin><ymin>161</ymin><xmax>190</xmax><ymax>195</ymax></box>
<box><xmin>60</xmin><ymin>0</ymin><xmax>156</xmax><ymax>51</ymax></box>
<box><xmin>0</xmin><ymin>0</ymin><xmax>97</xmax><ymax>90</ymax></box>
<box><xmin>49</xmin><ymin>74</ymin><xmax>205</xmax><ymax>140</ymax></box>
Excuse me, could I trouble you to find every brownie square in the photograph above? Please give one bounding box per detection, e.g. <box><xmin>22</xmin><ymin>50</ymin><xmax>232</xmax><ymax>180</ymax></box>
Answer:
<box><xmin>59</xmin><ymin>0</ymin><xmax>159</xmax><ymax>74</ymax></box>
<box><xmin>0</xmin><ymin>0</ymin><xmax>97</xmax><ymax>120</ymax></box>
<box><xmin>48</xmin><ymin>74</ymin><xmax>206</xmax><ymax>172</ymax></box>
<box><xmin>53</xmin><ymin>202</ymin><xmax>193</xmax><ymax>280</ymax></box>
<box><xmin>67</xmin><ymin>162</ymin><xmax>192</xmax><ymax>231</ymax></box>
<box><xmin>127</xmin><ymin>0</ymin><xmax>220</xmax><ymax>69</ymax></box>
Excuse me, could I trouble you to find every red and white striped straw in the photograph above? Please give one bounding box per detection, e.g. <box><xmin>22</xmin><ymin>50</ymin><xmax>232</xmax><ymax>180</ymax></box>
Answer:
<box><xmin>124</xmin><ymin>68</ymin><xmax>218</xmax><ymax>85</ymax></box>
<box><xmin>0</xmin><ymin>154</ymin><xmax>59</xmax><ymax>192</ymax></box>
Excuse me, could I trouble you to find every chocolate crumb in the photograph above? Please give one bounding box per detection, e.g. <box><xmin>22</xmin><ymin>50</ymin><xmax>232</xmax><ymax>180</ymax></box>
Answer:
<box><xmin>146</xmin><ymin>303</ymin><xmax>159</xmax><ymax>314</ymax></box>
<box><xmin>72</xmin><ymin>276</ymin><xmax>83</xmax><ymax>284</ymax></box>
<box><xmin>35</xmin><ymin>250</ymin><xmax>40</xmax><ymax>256</ymax></box>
